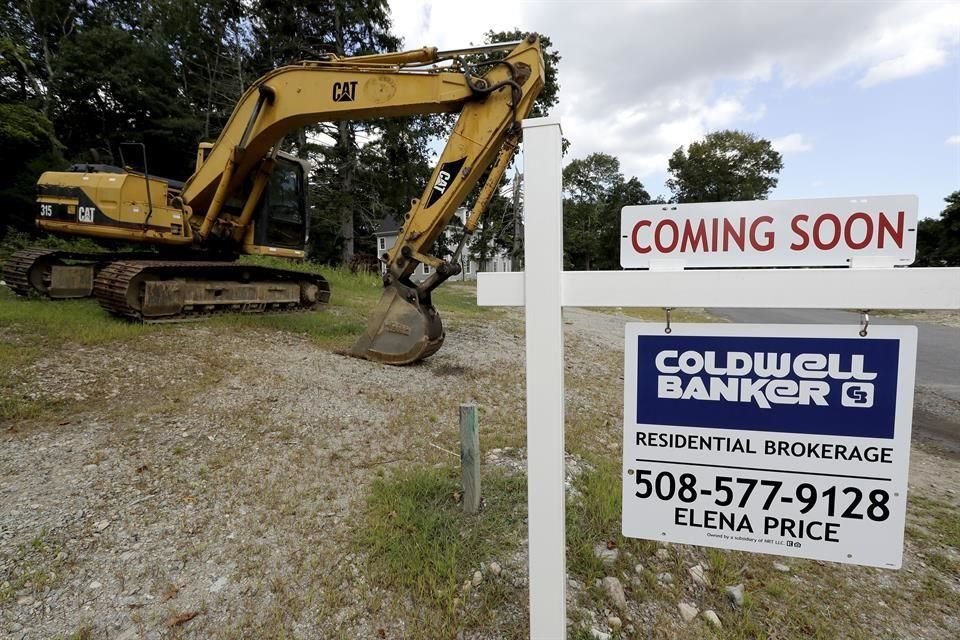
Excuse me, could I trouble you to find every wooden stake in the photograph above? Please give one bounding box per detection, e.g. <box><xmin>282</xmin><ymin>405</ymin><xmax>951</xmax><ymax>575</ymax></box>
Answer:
<box><xmin>459</xmin><ymin>403</ymin><xmax>480</xmax><ymax>514</ymax></box>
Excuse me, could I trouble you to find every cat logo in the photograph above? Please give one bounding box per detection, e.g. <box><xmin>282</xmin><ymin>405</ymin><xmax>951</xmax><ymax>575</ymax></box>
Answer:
<box><xmin>77</xmin><ymin>206</ymin><xmax>96</xmax><ymax>223</ymax></box>
<box><xmin>425</xmin><ymin>157</ymin><xmax>467</xmax><ymax>208</ymax></box>
<box><xmin>332</xmin><ymin>81</ymin><xmax>358</xmax><ymax>102</ymax></box>
<box><xmin>434</xmin><ymin>171</ymin><xmax>451</xmax><ymax>194</ymax></box>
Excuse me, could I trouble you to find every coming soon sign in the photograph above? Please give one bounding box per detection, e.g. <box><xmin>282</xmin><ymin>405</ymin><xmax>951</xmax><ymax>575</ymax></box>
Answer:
<box><xmin>620</xmin><ymin>195</ymin><xmax>918</xmax><ymax>268</ymax></box>
<box><xmin>622</xmin><ymin>323</ymin><xmax>917</xmax><ymax>568</ymax></box>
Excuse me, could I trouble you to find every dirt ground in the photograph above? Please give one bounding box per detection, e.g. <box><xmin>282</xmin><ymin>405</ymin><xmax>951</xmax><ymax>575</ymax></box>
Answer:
<box><xmin>2</xmin><ymin>307</ymin><xmax>959</xmax><ymax>639</ymax></box>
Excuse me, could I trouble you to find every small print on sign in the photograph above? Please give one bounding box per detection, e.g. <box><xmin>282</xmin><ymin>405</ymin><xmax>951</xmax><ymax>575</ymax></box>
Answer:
<box><xmin>620</xmin><ymin>195</ymin><xmax>918</xmax><ymax>269</ymax></box>
<box><xmin>621</xmin><ymin>323</ymin><xmax>917</xmax><ymax>568</ymax></box>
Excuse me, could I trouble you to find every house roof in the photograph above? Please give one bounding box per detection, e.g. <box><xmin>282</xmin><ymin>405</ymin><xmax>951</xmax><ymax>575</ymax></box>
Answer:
<box><xmin>374</xmin><ymin>215</ymin><xmax>401</xmax><ymax>236</ymax></box>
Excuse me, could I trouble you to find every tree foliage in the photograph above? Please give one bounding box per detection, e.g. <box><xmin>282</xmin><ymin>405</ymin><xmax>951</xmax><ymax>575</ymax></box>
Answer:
<box><xmin>562</xmin><ymin>152</ymin><xmax>650</xmax><ymax>270</ymax></box>
<box><xmin>915</xmin><ymin>191</ymin><xmax>960</xmax><ymax>267</ymax></box>
<box><xmin>667</xmin><ymin>130</ymin><xmax>783</xmax><ymax>203</ymax></box>
<box><xmin>0</xmin><ymin>102</ymin><xmax>64</xmax><ymax>234</ymax></box>
<box><xmin>0</xmin><ymin>2</ymin><xmax>562</xmax><ymax>268</ymax></box>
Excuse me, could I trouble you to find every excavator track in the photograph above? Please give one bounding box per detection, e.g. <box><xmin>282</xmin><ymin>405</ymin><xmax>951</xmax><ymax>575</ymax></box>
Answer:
<box><xmin>2</xmin><ymin>247</ymin><xmax>166</xmax><ymax>298</ymax></box>
<box><xmin>1</xmin><ymin>248</ymin><xmax>57</xmax><ymax>296</ymax></box>
<box><xmin>93</xmin><ymin>260</ymin><xmax>331</xmax><ymax>322</ymax></box>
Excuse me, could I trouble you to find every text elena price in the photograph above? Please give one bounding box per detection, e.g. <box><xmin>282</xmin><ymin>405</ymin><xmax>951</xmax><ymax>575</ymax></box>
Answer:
<box><xmin>628</xmin><ymin>468</ymin><xmax>892</xmax><ymax>544</ymax></box>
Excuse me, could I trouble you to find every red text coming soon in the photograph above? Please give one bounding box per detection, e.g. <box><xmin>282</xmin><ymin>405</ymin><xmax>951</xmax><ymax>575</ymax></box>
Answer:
<box><xmin>629</xmin><ymin>211</ymin><xmax>906</xmax><ymax>255</ymax></box>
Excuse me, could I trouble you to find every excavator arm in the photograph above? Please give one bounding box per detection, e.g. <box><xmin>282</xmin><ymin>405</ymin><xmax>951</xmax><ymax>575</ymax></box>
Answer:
<box><xmin>182</xmin><ymin>34</ymin><xmax>544</xmax><ymax>364</ymax></box>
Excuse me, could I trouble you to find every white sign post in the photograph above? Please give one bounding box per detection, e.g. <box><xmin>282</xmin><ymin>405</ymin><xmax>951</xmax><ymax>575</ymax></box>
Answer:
<box><xmin>623</xmin><ymin>323</ymin><xmax>917</xmax><ymax>568</ymax></box>
<box><xmin>477</xmin><ymin>117</ymin><xmax>960</xmax><ymax>639</ymax></box>
<box><xmin>519</xmin><ymin>117</ymin><xmax>567</xmax><ymax>640</ymax></box>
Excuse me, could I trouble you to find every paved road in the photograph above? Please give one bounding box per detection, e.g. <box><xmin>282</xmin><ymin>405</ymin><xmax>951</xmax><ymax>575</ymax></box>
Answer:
<box><xmin>711</xmin><ymin>308</ymin><xmax>960</xmax><ymax>454</ymax></box>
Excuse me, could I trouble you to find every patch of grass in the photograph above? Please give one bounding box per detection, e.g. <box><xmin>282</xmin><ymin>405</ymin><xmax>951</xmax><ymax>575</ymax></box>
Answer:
<box><xmin>1</xmin><ymin>253</ymin><xmax>494</xmax><ymax>366</ymax></box>
<box><xmin>433</xmin><ymin>280</ymin><xmax>503</xmax><ymax>319</ymax></box>
<box><xmin>592</xmin><ymin>307</ymin><xmax>724</xmax><ymax>323</ymax></box>
<box><xmin>910</xmin><ymin>494</ymin><xmax>960</xmax><ymax>549</ymax></box>
<box><xmin>0</xmin><ymin>287</ymin><xmax>155</xmax><ymax>345</ymax></box>
<box><xmin>569</xmin><ymin>626</ymin><xmax>618</xmax><ymax>640</ymax></box>
<box><xmin>566</xmin><ymin>458</ymin><xmax>655</xmax><ymax>584</ymax></box>
<box><xmin>926</xmin><ymin>551</ymin><xmax>959</xmax><ymax>576</ymax></box>
<box><xmin>0</xmin><ymin>339</ymin><xmax>45</xmax><ymax>422</ymax></box>
<box><xmin>0</xmin><ymin>287</ymin><xmax>161</xmax><ymax>422</ymax></box>
<box><xmin>0</xmin><ymin>528</ymin><xmax>68</xmax><ymax>604</ymax></box>
<box><xmin>699</xmin><ymin>560</ymin><xmax>854</xmax><ymax>640</ymax></box>
<box><xmin>57</xmin><ymin>624</ymin><xmax>94</xmax><ymax>640</ymax></box>
<box><xmin>0</xmin><ymin>257</ymin><xmax>474</xmax><ymax>421</ymax></box>
<box><xmin>0</xmin><ymin>231</ymin><xmax>104</xmax><ymax>263</ymax></box>
<box><xmin>225</xmin><ymin>257</ymin><xmax>500</xmax><ymax>348</ymax></box>
<box><xmin>209</xmin><ymin>307</ymin><xmax>367</xmax><ymax>351</ymax></box>
<box><xmin>358</xmin><ymin>464</ymin><xmax>526</xmax><ymax>635</ymax></box>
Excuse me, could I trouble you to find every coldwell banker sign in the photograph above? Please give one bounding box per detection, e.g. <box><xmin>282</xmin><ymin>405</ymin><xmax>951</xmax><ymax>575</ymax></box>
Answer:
<box><xmin>622</xmin><ymin>324</ymin><xmax>918</xmax><ymax>568</ymax></box>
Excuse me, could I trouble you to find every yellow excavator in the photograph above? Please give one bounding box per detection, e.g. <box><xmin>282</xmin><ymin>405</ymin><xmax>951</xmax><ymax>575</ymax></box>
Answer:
<box><xmin>2</xmin><ymin>35</ymin><xmax>544</xmax><ymax>365</ymax></box>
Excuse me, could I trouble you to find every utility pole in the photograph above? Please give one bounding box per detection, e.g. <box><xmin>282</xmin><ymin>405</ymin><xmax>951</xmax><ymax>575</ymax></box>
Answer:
<box><xmin>510</xmin><ymin>171</ymin><xmax>523</xmax><ymax>271</ymax></box>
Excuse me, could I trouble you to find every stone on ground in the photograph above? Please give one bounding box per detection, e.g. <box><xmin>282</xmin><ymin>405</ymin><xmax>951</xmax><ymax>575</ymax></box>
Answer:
<box><xmin>703</xmin><ymin>609</ymin><xmax>722</xmax><ymax>628</ymax></box>
<box><xmin>602</xmin><ymin>576</ymin><xmax>628</xmax><ymax>612</ymax></box>
<box><xmin>725</xmin><ymin>583</ymin><xmax>745</xmax><ymax>608</ymax></box>
<box><xmin>594</xmin><ymin>543</ymin><xmax>619</xmax><ymax>568</ymax></box>
<box><xmin>688</xmin><ymin>564</ymin><xmax>708</xmax><ymax>586</ymax></box>
<box><xmin>678</xmin><ymin>601</ymin><xmax>699</xmax><ymax>622</ymax></box>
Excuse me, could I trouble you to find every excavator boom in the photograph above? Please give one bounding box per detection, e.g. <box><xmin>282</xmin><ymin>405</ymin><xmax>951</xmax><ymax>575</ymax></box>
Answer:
<box><xmin>352</xmin><ymin>37</ymin><xmax>544</xmax><ymax>363</ymax></box>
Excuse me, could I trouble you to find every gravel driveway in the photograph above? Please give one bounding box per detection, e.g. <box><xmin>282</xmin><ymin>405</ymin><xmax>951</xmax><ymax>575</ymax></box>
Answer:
<box><xmin>2</xmin><ymin>307</ymin><xmax>958</xmax><ymax>638</ymax></box>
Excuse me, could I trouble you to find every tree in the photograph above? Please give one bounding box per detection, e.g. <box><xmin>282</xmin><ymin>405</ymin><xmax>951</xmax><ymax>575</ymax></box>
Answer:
<box><xmin>0</xmin><ymin>0</ymin><xmax>83</xmax><ymax>235</ymax></box>
<box><xmin>667</xmin><ymin>130</ymin><xmax>783</xmax><ymax>203</ymax></box>
<box><xmin>915</xmin><ymin>191</ymin><xmax>960</xmax><ymax>266</ymax></box>
<box><xmin>248</xmin><ymin>0</ymin><xmax>430</xmax><ymax>263</ymax></box>
<box><xmin>57</xmin><ymin>24</ymin><xmax>203</xmax><ymax>180</ymax></box>
<box><xmin>0</xmin><ymin>102</ymin><xmax>64</xmax><ymax>236</ymax></box>
<box><xmin>155</xmin><ymin>0</ymin><xmax>250</xmax><ymax>141</ymax></box>
<box><xmin>935</xmin><ymin>191</ymin><xmax>960</xmax><ymax>266</ymax></box>
<box><xmin>563</xmin><ymin>152</ymin><xmax>649</xmax><ymax>270</ymax></box>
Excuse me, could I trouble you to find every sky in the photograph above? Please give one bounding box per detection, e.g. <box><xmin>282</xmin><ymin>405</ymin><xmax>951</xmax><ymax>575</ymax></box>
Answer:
<box><xmin>388</xmin><ymin>0</ymin><xmax>960</xmax><ymax>218</ymax></box>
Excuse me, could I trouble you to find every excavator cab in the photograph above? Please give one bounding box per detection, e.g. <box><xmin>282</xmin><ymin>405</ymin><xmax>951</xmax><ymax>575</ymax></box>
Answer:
<box><xmin>250</xmin><ymin>156</ymin><xmax>309</xmax><ymax>252</ymax></box>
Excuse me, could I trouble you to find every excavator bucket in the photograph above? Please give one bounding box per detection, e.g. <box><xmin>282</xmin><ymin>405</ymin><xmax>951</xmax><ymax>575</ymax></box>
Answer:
<box><xmin>350</xmin><ymin>284</ymin><xmax>445</xmax><ymax>365</ymax></box>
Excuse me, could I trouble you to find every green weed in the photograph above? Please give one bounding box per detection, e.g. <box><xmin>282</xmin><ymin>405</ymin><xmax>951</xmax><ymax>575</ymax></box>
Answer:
<box><xmin>0</xmin><ymin>288</ymin><xmax>155</xmax><ymax>345</ymax></box>
<box><xmin>910</xmin><ymin>495</ymin><xmax>960</xmax><ymax>549</ymax></box>
<box><xmin>566</xmin><ymin>458</ymin><xmax>656</xmax><ymax>584</ymax></box>
<box><xmin>592</xmin><ymin>307</ymin><xmax>723</xmax><ymax>323</ymax></box>
<box><xmin>0</xmin><ymin>231</ymin><xmax>103</xmax><ymax>263</ymax></box>
<box><xmin>359</xmin><ymin>464</ymin><xmax>526</xmax><ymax>634</ymax></box>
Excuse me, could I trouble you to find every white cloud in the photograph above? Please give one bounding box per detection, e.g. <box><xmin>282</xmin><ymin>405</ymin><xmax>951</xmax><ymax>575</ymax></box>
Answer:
<box><xmin>947</xmin><ymin>135</ymin><xmax>960</xmax><ymax>145</ymax></box>
<box><xmin>388</xmin><ymin>0</ymin><xmax>520</xmax><ymax>50</ymax></box>
<box><xmin>854</xmin><ymin>4</ymin><xmax>960</xmax><ymax>87</ymax></box>
<box><xmin>859</xmin><ymin>46</ymin><xmax>947</xmax><ymax>87</ymax></box>
<box><xmin>560</xmin><ymin>94</ymin><xmax>766</xmax><ymax>177</ymax></box>
<box><xmin>772</xmin><ymin>134</ymin><xmax>813</xmax><ymax>155</ymax></box>
<box><xmin>387</xmin><ymin>1</ymin><xmax>959</xmax><ymax>182</ymax></box>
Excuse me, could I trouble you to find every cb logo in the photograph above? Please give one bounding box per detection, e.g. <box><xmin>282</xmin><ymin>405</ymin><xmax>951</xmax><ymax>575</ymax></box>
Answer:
<box><xmin>841</xmin><ymin>382</ymin><xmax>874</xmax><ymax>408</ymax></box>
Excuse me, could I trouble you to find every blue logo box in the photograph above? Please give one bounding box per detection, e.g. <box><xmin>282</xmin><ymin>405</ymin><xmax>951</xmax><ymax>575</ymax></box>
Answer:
<box><xmin>635</xmin><ymin>335</ymin><xmax>900</xmax><ymax>439</ymax></box>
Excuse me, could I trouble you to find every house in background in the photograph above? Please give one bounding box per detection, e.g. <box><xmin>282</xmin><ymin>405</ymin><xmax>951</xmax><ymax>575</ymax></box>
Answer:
<box><xmin>373</xmin><ymin>207</ymin><xmax>515</xmax><ymax>282</ymax></box>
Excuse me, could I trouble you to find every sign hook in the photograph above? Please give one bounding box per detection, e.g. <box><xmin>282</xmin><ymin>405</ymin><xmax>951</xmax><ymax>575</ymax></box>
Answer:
<box><xmin>859</xmin><ymin>310</ymin><xmax>870</xmax><ymax>337</ymax></box>
<box><xmin>663</xmin><ymin>307</ymin><xmax>673</xmax><ymax>334</ymax></box>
